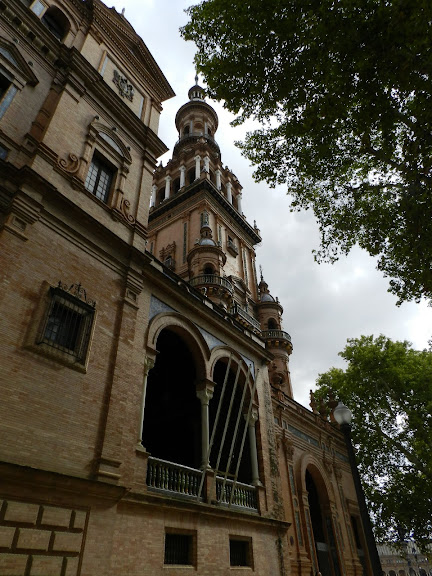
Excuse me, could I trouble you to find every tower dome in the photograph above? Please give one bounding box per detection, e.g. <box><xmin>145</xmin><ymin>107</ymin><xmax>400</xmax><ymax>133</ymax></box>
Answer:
<box><xmin>174</xmin><ymin>76</ymin><xmax>220</xmax><ymax>156</ymax></box>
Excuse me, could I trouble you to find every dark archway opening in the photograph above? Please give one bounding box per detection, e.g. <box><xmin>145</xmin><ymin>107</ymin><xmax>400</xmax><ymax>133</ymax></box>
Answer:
<box><xmin>143</xmin><ymin>329</ymin><xmax>201</xmax><ymax>468</ymax></box>
<box><xmin>307</xmin><ymin>470</ymin><xmax>341</xmax><ymax>576</ymax></box>
<box><xmin>42</xmin><ymin>6</ymin><xmax>70</xmax><ymax>41</ymax></box>
<box><xmin>268</xmin><ymin>318</ymin><xmax>278</xmax><ymax>330</ymax></box>
<box><xmin>187</xmin><ymin>167</ymin><xmax>195</xmax><ymax>185</ymax></box>
<box><xmin>209</xmin><ymin>359</ymin><xmax>252</xmax><ymax>484</ymax></box>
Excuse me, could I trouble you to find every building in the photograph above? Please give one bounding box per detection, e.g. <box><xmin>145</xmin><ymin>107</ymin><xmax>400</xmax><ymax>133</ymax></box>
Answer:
<box><xmin>378</xmin><ymin>544</ymin><xmax>432</xmax><ymax>576</ymax></box>
<box><xmin>0</xmin><ymin>0</ymin><xmax>375</xmax><ymax>574</ymax></box>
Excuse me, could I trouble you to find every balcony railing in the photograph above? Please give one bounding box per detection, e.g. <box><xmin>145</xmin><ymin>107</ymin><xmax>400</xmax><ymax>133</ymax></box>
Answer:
<box><xmin>261</xmin><ymin>330</ymin><xmax>292</xmax><ymax>343</ymax></box>
<box><xmin>216</xmin><ymin>477</ymin><xmax>257</xmax><ymax>510</ymax></box>
<box><xmin>230</xmin><ymin>303</ymin><xmax>261</xmax><ymax>333</ymax></box>
<box><xmin>147</xmin><ymin>457</ymin><xmax>202</xmax><ymax>498</ymax></box>
<box><xmin>175</xmin><ymin>132</ymin><xmax>216</xmax><ymax>145</ymax></box>
<box><xmin>189</xmin><ymin>274</ymin><xmax>233</xmax><ymax>294</ymax></box>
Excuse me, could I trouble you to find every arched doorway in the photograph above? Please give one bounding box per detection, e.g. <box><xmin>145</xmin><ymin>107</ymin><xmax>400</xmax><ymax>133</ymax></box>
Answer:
<box><xmin>306</xmin><ymin>469</ymin><xmax>342</xmax><ymax>576</ymax></box>
<box><xmin>209</xmin><ymin>358</ymin><xmax>253</xmax><ymax>484</ymax></box>
<box><xmin>142</xmin><ymin>328</ymin><xmax>201</xmax><ymax>468</ymax></box>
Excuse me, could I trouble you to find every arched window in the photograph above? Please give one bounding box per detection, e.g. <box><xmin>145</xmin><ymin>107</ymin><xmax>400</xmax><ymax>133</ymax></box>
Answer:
<box><xmin>210</xmin><ymin>359</ymin><xmax>253</xmax><ymax>484</ymax></box>
<box><xmin>268</xmin><ymin>318</ymin><xmax>278</xmax><ymax>330</ymax></box>
<box><xmin>142</xmin><ymin>329</ymin><xmax>201</xmax><ymax>468</ymax></box>
<box><xmin>183</xmin><ymin>125</ymin><xmax>190</xmax><ymax>136</ymax></box>
<box><xmin>42</xmin><ymin>6</ymin><xmax>70</xmax><ymax>41</ymax></box>
<box><xmin>203</xmin><ymin>265</ymin><xmax>214</xmax><ymax>276</ymax></box>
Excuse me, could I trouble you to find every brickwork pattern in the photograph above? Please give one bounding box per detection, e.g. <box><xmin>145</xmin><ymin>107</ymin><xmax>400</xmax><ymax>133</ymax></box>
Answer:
<box><xmin>0</xmin><ymin>499</ymin><xmax>88</xmax><ymax>576</ymax></box>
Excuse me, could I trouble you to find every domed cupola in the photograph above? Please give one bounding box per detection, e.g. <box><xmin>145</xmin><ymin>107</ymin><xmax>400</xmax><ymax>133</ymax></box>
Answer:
<box><xmin>188</xmin><ymin>76</ymin><xmax>206</xmax><ymax>101</ymax></box>
<box><xmin>174</xmin><ymin>76</ymin><xmax>220</xmax><ymax>156</ymax></box>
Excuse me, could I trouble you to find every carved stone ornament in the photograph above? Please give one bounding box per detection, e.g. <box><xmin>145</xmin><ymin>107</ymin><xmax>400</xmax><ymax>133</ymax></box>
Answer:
<box><xmin>57</xmin><ymin>153</ymin><xmax>80</xmax><ymax>174</ymax></box>
<box><xmin>277</xmin><ymin>430</ymin><xmax>295</xmax><ymax>460</ymax></box>
<box><xmin>118</xmin><ymin>197</ymin><xmax>136</xmax><ymax>224</ymax></box>
<box><xmin>113</xmin><ymin>70</ymin><xmax>134</xmax><ymax>102</ymax></box>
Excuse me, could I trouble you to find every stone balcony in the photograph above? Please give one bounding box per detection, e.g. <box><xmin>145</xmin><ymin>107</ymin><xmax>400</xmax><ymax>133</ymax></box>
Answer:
<box><xmin>189</xmin><ymin>274</ymin><xmax>234</xmax><ymax>299</ymax></box>
<box><xmin>261</xmin><ymin>329</ymin><xmax>292</xmax><ymax>350</ymax></box>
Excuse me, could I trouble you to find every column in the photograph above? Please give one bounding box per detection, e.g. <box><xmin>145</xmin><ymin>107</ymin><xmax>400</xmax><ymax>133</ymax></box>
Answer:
<box><xmin>226</xmin><ymin>181</ymin><xmax>233</xmax><ymax>204</ymax></box>
<box><xmin>195</xmin><ymin>155</ymin><xmax>201</xmax><ymax>180</ymax></box>
<box><xmin>237</xmin><ymin>192</ymin><xmax>243</xmax><ymax>214</ymax></box>
<box><xmin>246</xmin><ymin>410</ymin><xmax>262</xmax><ymax>486</ymax></box>
<box><xmin>137</xmin><ymin>357</ymin><xmax>155</xmax><ymax>447</ymax></box>
<box><xmin>215</xmin><ymin>169</ymin><xmax>222</xmax><ymax>190</ymax></box>
<box><xmin>203</xmin><ymin>155</ymin><xmax>210</xmax><ymax>173</ymax></box>
<box><xmin>179</xmin><ymin>165</ymin><xmax>186</xmax><ymax>188</ymax></box>
<box><xmin>196</xmin><ymin>383</ymin><xmax>214</xmax><ymax>469</ymax></box>
<box><xmin>164</xmin><ymin>175</ymin><xmax>171</xmax><ymax>200</ymax></box>
<box><xmin>150</xmin><ymin>184</ymin><xmax>156</xmax><ymax>207</ymax></box>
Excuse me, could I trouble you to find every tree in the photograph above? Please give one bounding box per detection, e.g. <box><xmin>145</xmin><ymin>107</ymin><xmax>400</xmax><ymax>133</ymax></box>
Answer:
<box><xmin>314</xmin><ymin>335</ymin><xmax>432</xmax><ymax>551</ymax></box>
<box><xmin>182</xmin><ymin>0</ymin><xmax>432</xmax><ymax>304</ymax></box>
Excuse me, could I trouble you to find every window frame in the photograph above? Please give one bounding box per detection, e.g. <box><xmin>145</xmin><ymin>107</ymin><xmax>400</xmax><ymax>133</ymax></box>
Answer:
<box><xmin>25</xmin><ymin>281</ymin><xmax>96</xmax><ymax>372</ymax></box>
<box><xmin>164</xmin><ymin>530</ymin><xmax>196</xmax><ymax>567</ymax></box>
<box><xmin>229</xmin><ymin>536</ymin><xmax>253</xmax><ymax>568</ymax></box>
<box><xmin>0</xmin><ymin>40</ymin><xmax>38</xmax><ymax>121</ymax></box>
<box><xmin>84</xmin><ymin>152</ymin><xmax>116</xmax><ymax>204</ymax></box>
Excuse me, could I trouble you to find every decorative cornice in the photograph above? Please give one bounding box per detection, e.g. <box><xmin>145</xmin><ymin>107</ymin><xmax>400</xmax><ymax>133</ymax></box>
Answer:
<box><xmin>149</xmin><ymin>179</ymin><xmax>261</xmax><ymax>245</ymax></box>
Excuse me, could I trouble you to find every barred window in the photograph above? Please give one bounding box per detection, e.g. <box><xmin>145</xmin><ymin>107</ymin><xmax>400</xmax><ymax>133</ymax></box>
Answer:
<box><xmin>164</xmin><ymin>533</ymin><xmax>194</xmax><ymax>566</ymax></box>
<box><xmin>37</xmin><ymin>285</ymin><xmax>95</xmax><ymax>364</ymax></box>
<box><xmin>230</xmin><ymin>538</ymin><xmax>252</xmax><ymax>567</ymax></box>
<box><xmin>85</xmin><ymin>154</ymin><xmax>115</xmax><ymax>203</ymax></box>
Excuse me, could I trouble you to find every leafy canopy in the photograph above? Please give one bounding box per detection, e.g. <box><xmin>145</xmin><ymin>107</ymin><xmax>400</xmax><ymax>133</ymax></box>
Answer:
<box><xmin>182</xmin><ymin>0</ymin><xmax>432</xmax><ymax>304</ymax></box>
<box><xmin>315</xmin><ymin>335</ymin><xmax>432</xmax><ymax>550</ymax></box>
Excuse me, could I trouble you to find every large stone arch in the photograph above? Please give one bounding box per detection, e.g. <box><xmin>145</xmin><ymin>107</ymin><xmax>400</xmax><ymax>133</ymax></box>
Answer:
<box><xmin>142</xmin><ymin>312</ymin><xmax>212</xmax><ymax>469</ymax></box>
<box><xmin>209</xmin><ymin>346</ymin><xmax>257</xmax><ymax>403</ymax></box>
<box><xmin>296</xmin><ymin>454</ymin><xmax>342</xmax><ymax>576</ymax></box>
<box><xmin>208</xmin><ymin>346</ymin><xmax>259</xmax><ymax>485</ymax></box>
<box><xmin>146</xmin><ymin>311</ymin><xmax>211</xmax><ymax>382</ymax></box>
<box><xmin>297</xmin><ymin>453</ymin><xmax>336</xmax><ymax>505</ymax></box>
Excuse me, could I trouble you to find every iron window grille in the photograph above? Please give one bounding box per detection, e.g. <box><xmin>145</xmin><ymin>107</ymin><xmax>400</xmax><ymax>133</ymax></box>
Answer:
<box><xmin>37</xmin><ymin>284</ymin><xmax>95</xmax><ymax>364</ymax></box>
<box><xmin>164</xmin><ymin>534</ymin><xmax>193</xmax><ymax>566</ymax></box>
<box><xmin>85</xmin><ymin>154</ymin><xmax>115</xmax><ymax>203</ymax></box>
<box><xmin>230</xmin><ymin>538</ymin><xmax>252</xmax><ymax>567</ymax></box>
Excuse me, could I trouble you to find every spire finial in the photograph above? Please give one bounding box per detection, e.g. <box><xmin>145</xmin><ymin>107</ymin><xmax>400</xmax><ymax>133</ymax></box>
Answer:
<box><xmin>121</xmin><ymin>7</ymin><xmax>125</xmax><ymax>15</ymax></box>
<box><xmin>259</xmin><ymin>265</ymin><xmax>263</xmax><ymax>281</ymax></box>
<box><xmin>195</xmin><ymin>73</ymin><xmax>199</xmax><ymax>85</ymax></box>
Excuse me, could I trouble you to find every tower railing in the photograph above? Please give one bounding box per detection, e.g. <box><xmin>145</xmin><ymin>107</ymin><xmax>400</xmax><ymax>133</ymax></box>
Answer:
<box><xmin>175</xmin><ymin>132</ymin><xmax>216</xmax><ymax>145</ymax></box>
<box><xmin>230</xmin><ymin>302</ymin><xmax>261</xmax><ymax>333</ymax></box>
<box><xmin>189</xmin><ymin>274</ymin><xmax>233</xmax><ymax>294</ymax></box>
<box><xmin>261</xmin><ymin>329</ymin><xmax>292</xmax><ymax>343</ymax></box>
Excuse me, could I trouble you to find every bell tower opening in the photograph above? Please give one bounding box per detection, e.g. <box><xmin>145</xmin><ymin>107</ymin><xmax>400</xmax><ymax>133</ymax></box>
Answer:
<box><xmin>143</xmin><ymin>329</ymin><xmax>201</xmax><ymax>468</ymax></box>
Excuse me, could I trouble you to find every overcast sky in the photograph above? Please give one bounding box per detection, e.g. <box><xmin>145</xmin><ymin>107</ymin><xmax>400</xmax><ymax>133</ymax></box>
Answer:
<box><xmin>111</xmin><ymin>0</ymin><xmax>432</xmax><ymax>407</ymax></box>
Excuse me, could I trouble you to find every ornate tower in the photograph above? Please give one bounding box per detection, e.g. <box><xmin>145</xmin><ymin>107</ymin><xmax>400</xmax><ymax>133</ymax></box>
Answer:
<box><xmin>257</xmin><ymin>272</ymin><xmax>293</xmax><ymax>398</ymax></box>
<box><xmin>148</xmin><ymin>80</ymin><xmax>293</xmax><ymax>395</ymax></box>
<box><xmin>148</xmin><ymin>78</ymin><xmax>262</xmax><ymax>324</ymax></box>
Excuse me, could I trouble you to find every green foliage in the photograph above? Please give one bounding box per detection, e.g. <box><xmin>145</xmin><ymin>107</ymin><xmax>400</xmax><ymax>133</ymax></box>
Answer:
<box><xmin>315</xmin><ymin>335</ymin><xmax>432</xmax><ymax>550</ymax></box>
<box><xmin>182</xmin><ymin>0</ymin><xmax>432</xmax><ymax>304</ymax></box>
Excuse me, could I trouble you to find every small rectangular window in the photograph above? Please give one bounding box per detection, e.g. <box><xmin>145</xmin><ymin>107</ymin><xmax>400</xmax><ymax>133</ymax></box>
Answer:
<box><xmin>164</xmin><ymin>533</ymin><xmax>194</xmax><ymax>566</ymax></box>
<box><xmin>37</xmin><ymin>286</ymin><xmax>95</xmax><ymax>364</ymax></box>
<box><xmin>85</xmin><ymin>154</ymin><xmax>115</xmax><ymax>203</ymax></box>
<box><xmin>230</xmin><ymin>538</ymin><xmax>252</xmax><ymax>567</ymax></box>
